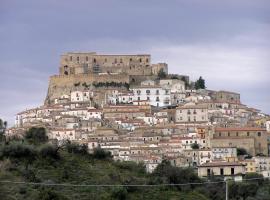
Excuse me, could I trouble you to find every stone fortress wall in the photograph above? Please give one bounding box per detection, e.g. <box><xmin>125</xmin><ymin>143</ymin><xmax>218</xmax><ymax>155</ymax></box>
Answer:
<box><xmin>60</xmin><ymin>52</ymin><xmax>156</xmax><ymax>76</ymax></box>
<box><xmin>45</xmin><ymin>52</ymin><xmax>169</xmax><ymax>104</ymax></box>
<box><xmin>45</xmin><ymin>73</ymin><xmax>130</xmax><ymax>104</ymax></box>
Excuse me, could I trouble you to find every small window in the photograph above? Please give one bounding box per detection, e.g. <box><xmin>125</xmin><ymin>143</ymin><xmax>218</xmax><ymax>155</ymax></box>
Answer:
<box><xmin>86</xmin><ymin>56</ymin><xmax>88</xmax><ymax>61</ymax></box>
<box><xmin>70</xmin><ymin>56</ymin><xmax>72</xmax><ymax>61</ymax></box>
<box><xmin>93</xmin><ymin>58</ymin><xmax>96</xmax><ymax>63</ymax></box>
<box><xmin>220</xmin><ymin>168</ymin><xmax>224</xmax><ymax>175</ymax></box>
<box><xmin>77</xmin><ymin>56</ymin><xmax>79</xmax><ymax>61</ymax></box>
<box><xmin>247</xmin><ymin>132</ymin><xmax>250</xmax><ymax>136</ymax></box>
<box><xmin>139</xmin><ymin>58</ymin><xmax>142</xmax><ymax>62</ymax></box>
<box><xmin>146</xmin><ymin>58</ymin><xmax>149</xmax><ymax>63</ymax></box>
<box><xmin>258</xmin><ymin>132</ymin><xmax>261</xmax><ymax>137</ymax></box>
<box><xmin>231</xmin><ymin>168</ymin><xmax>234</xmax><ymax>175</ymax></box>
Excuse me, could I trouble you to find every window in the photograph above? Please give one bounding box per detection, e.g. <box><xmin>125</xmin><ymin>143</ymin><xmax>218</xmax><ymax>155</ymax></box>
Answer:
<box><xmin>219</xmin><ymin>132</ymin><xmax>221</xmax><ymax>137</ymax></box>
<box><xmin>147</xmin><ymin>97</ymin><xmax>150</xmax><ymax>101</ymax></box>
<box><xmin>93</xmin><ymin>58</ymin><xmax>96</xmax><ymax>63</ymax></box>
<box><xmin>138</xmin><ymin>97</ymin><xmax>140</xmax><ymax>101</ymax></box>
<box><xmin>137</xmin><ymin>90</ymin><xmax>141</xmax><ymax>95</ymax></box>
<box><xmin>77</xmin><ymin>56</ymin><xmax>79</xmax><ymax>62</ymax></box>
<box><xmin>258</xmin><ymin>132</ymin><xmax>261</xmax><ymax>137</ymax></box>
<box><xmin>231</xmin><ymin>168</ymin><xmax>234</xmax><ymax>175</ymax></box>
<box><xmin>120</xmin><ymin>58</ymin><xmax>123</xmax><ymax>63</ymax></box>
<box><xmin>236</xmin><ymin>132</ymin><xmax>239</xmax><ymax>136</ymax></box>
<box><xmin>105</xmin><ymin>58</ymin><xmax>107</xmax><ymax>62</ymax></box>
<box><xmin>220</xmin><ymin>168</ymin><xmax>224</xmax><ymax>175</ymax></box>
<box><xmin>130</xmin><ymin>58</ymin><xmax>132</xmax><ymax>62</ymax></box>
<box><xmin>139</xmin><ymin>58</ymin><xmax>142</xmax><ymax>62</ymax></box>
<box><xmin>207</xmin><ymin>169</ymin><xmax>211</xmax><ymax>176</ymax></box>
<box><xmin>156</xmin><ymin>97</ymin><xmax>160</xmax><ymax>102</ymax></box>
<box><xmin>156</xmin><ymin>90</ymin><xmax>159</xmax><ymax>95</ymax></box>
<box><xmin>86</xmin><ymin>56</ymin><xmax>88</xmax><ymax>61</ymax></box>
<box><xmin>247</xmin><ymin>132</ymin><xmax>250</xmax><ymax>136</ymax></box>
<box><xmin>146</xmin><ymin>58</ymin><xmax>149</xmax><ymax>63</ymax></box>
<box><xmin>146</xmin><ymin>90</ymin><xmax>150</xmax><ymax>95</ymax></box>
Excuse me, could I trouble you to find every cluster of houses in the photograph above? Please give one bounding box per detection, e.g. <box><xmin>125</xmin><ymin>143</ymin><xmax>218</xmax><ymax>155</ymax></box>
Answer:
<box><xmin>6</xmin><ymin>77</ymin><xmax>270</xmax><ymax>180</ymax></box>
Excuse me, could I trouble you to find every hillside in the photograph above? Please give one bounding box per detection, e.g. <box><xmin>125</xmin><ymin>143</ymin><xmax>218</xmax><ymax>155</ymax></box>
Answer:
<box><xmin>1</xmin><ymin>130</ymin><xmax>270</xmax><ymax>200</ymax></box>
<box><xmin>0</xmin><ymin>141</ymin><xmax>209</xmax><ymax>200</ymax></box>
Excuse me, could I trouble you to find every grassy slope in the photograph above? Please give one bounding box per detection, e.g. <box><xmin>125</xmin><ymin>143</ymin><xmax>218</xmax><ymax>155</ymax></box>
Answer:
<box><xmin>0</xmin><ymin>149</ymin><xmax>209</xmax><ymax>200</ymax></box>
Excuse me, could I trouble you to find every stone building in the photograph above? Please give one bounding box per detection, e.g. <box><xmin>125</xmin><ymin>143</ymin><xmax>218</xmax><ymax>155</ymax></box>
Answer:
<box><xmin>211</xmin><ymin>127</ymin><xmax>269</xmax><ymax>156</ymax></box>
<box><xmin>60</xmin><ymin>52</ymin><xmax>153</xmax><ymax>76</ymax></box>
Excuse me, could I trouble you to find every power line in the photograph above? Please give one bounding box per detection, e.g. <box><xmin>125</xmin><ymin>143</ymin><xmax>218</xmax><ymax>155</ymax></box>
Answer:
<box><xmin>0</xmin><ymin>177</ymin><xmax>268</xmax><ymax>188</ymax></box>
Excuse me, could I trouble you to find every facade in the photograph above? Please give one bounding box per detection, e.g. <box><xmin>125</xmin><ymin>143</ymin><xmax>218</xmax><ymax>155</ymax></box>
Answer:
<box><xmin>198</xmin><ymin>162</ymin><xmax>246</xmax><ymax>178</ymax></box>
<box><xmin>175</xmin><ymin>104</ymin><xmax>208</xmax><ymax>124</ymax></box>
<box><xmin>71</xmin><ymin>90</ymin><xmax>91</xmax><ymax>102</ymax></box>
<box><xmin>132</xmin><ymin>86</ymin><xmax>171</xmax><ymax>107</ymax></box>
<box><xmin>211</xmin><ymin>127</ymin><xmax>268</xmax><ymax>156</ymax></box>
<box><xmin>211</xmin><ymin>147</ymin><xmax>237</xmax><ymax>161</ymax></box>
<box><xmin>60</xmin><ymin>52</ymin><xmax>152</xmax><ymax>76</ymax></box>
<box><xmin>254</xmin><ymin>156</ymin><xmax>270</xmax><ymax>177</ymax></box>
<box><xmin>214</xmin><ymin>91</ymin><xmax>241</xmax><ymax>104</ymax></box>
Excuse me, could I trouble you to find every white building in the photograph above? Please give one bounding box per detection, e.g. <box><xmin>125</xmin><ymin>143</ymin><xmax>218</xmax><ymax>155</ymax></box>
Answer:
<box><xmin>255</xmin><ymin>156</ymin><xmax>270</xmax><ymax>177</ymax></box>
<box><xmin>49</xmin><ymin>129</ymin><xmax>76</xmax><ymax>141</ymax></box>
<box><xmin>132</xmin><ymin>86</ymin><xmax>171</xmax><ymax>107</ymax></box>
<box><xmin>211</xmin><ymin>147</ymin><xmax>237</xmax><ymax>161</ymax></box>
<box><xmin>159</xmin><ymin>79</ymin><xmax>185</xmax><ymax>93</ymax></box>
<box><xmin>71</xmin><ymin>90</ymin><xmax>91</xmax><ymax>102</ymax></box>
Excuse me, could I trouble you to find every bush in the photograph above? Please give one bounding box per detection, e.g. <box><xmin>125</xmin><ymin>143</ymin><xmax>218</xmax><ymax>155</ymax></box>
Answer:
<box><xmin>65</xmin><ymin>142</ymin><xmax>88</xmax><ymax>155</ymax></box>
<box><xmin>191</xmin><ymin>143</ymin><xmax>199</xmax><ymax>149</ymax></box>
<box><xmin>39</xmin><ymin>144</ymin><xmax>60</xmax><ymax>160</ymax></box>
<box><xmin>0</xmin><ymin>143</ymin><xmax>37</xmax><ymax>160</ymax></box>
<box><xmin>111</xmin><ymin>186</ymin><xmax>128</xmax><ymax>200</ymax></box>
<box><xmin>25</xmin><ymin>127</ymin><xmax>48</xmax><ymax>145</ymax></box>
<box><xmin>93</xmin><ymin>147</ymin><xmax>112</xmax><ymax>159</ymax></box>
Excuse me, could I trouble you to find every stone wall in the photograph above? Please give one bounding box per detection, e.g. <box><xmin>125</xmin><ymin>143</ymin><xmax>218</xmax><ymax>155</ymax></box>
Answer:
<box><xmin>45</xmin><ymin>73</ymin><xmax>130</xmax><ymax>104</ymax></box>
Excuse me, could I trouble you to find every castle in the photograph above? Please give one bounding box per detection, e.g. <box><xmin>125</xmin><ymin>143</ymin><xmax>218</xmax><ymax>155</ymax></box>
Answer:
<box><xmin>45</xmin><ymin>52</ymin><xmax>168</xmax><ymax>104</ymax></box>
<box><xmin>59</xmin><ymin>52</ymin><xmax>168</xmax><ymax>76</ymax></box>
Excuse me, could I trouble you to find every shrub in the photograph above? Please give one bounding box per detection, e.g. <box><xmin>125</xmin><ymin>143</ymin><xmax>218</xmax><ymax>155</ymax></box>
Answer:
<box><xmin>65</xmin><ymin>142</ymin><xmax>88</xmax><ymax>155</ymax></box>
<box><xmin>39</xmin><ymin>144</ymin><xmax>60</xmax><ymax>160</ymax></box>
<box><xmin>0</xmin><ymin>143</ymin><xmax>37</xmax><ymax>160</ymax></box>
<box><xmin>93</xmin><ymin>147</ymin><xmax>112</xmax><ymax>159</ymax></box>
<box><xmin>25</xmin><ymin>127</ymin><xmax>48</xmax><ymax>145</ymax></box>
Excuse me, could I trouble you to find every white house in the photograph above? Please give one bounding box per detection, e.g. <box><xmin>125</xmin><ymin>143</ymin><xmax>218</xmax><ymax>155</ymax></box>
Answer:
<box><xmin>132</xmin><ymin>86</ymin><xmax>171</xmax><ymax>107</ymax></box>
<box><xmin>71</xmin><ymin>90</ymin><xmax>91</xmax><ymax>102</ymax></box>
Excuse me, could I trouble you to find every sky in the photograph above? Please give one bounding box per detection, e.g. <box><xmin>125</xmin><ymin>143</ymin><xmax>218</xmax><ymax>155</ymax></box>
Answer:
<box><xmin>0</xmin><ymin>0</ymin><xmax>269</xmax><ymax>126</ymax></box>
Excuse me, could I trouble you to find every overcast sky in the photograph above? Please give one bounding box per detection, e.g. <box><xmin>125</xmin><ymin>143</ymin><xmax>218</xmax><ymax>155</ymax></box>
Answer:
<box><xmin>0</xmin><ymin>0</ymin><xmax>269</xmax><ymax>126</ymax></box>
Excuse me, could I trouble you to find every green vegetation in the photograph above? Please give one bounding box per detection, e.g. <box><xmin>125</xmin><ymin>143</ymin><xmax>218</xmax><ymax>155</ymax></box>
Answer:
<box><xmin>0</xmin><ymin>118</ymin><xmax>7</xmax><ymax>142</ymax></box>
<box><xmin>157</xmin><ymin>69</ymin><xmax>167</xmax><ymax>79</ymax></box>
<box><xmin>191</xmin><ymin>143</ymin><xmax>199</xmax><ymax>149</ymax></box>
<box><xmin>194</xmin><ymin>76</ymin><xmax>206</xmax><ymax>90</ymax></box>
<box><xmin>93</xmin><ymin>82</ymin><xmax>130</xmax><ymax>89</ymax></box>
<box><xmin>1</xmin><ymin>131</ymin><xmax>270</xmax><ymax>199</ymax></box>
<box><xmin>237</xmin><ymin>148</ymin><xmax>248</xmax><ymax>156</ymax></box>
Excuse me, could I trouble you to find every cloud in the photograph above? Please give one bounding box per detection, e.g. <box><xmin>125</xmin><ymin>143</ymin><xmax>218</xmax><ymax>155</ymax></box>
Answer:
<box><xmin>0</xmin><ymin>0</ymin><xmax>269</xmax><ymax>126</ymax></box>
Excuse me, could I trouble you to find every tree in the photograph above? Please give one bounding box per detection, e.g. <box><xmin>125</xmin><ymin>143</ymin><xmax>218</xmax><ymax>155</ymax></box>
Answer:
<box><xmin>25</xmin><ymin>127</ymin><xmax>48</xmax><ymax>145</ymax></box>
<box><xmin>237</xmin><ymin>148</ymin><xmax>248</xmax><ymax>156</ymax></box>
<box><xmin>157</xmin><ymin>69</ymin><xmax>167</xmax><ymax>79</ymax></box>
<box><xmin>194</xmin><ymin>76</ymin><xmax>206</xmax><ymax>90</ymax></box>
<box><xmin>93</xmin><ymin>147</ymin><xmax>112</xmax><ymax>159</ymax></box>
<box><xmin>191</xmin><ymin>143</ymin><xmax>199</xmax><ymax>149</ymax></box>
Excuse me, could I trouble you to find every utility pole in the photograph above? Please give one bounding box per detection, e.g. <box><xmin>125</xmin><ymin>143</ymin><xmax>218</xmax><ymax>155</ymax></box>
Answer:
<box><xmin>226</xmin><ymin>180</ymin><xmax>229</xmax><ymax>200</ymax></box>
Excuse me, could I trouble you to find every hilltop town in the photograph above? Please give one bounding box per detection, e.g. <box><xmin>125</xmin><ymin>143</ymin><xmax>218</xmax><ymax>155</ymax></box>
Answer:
<box><xmin>6</xmin><ymin>52</ymin><xmax>270</xmax><ymax>180</ymax></box>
